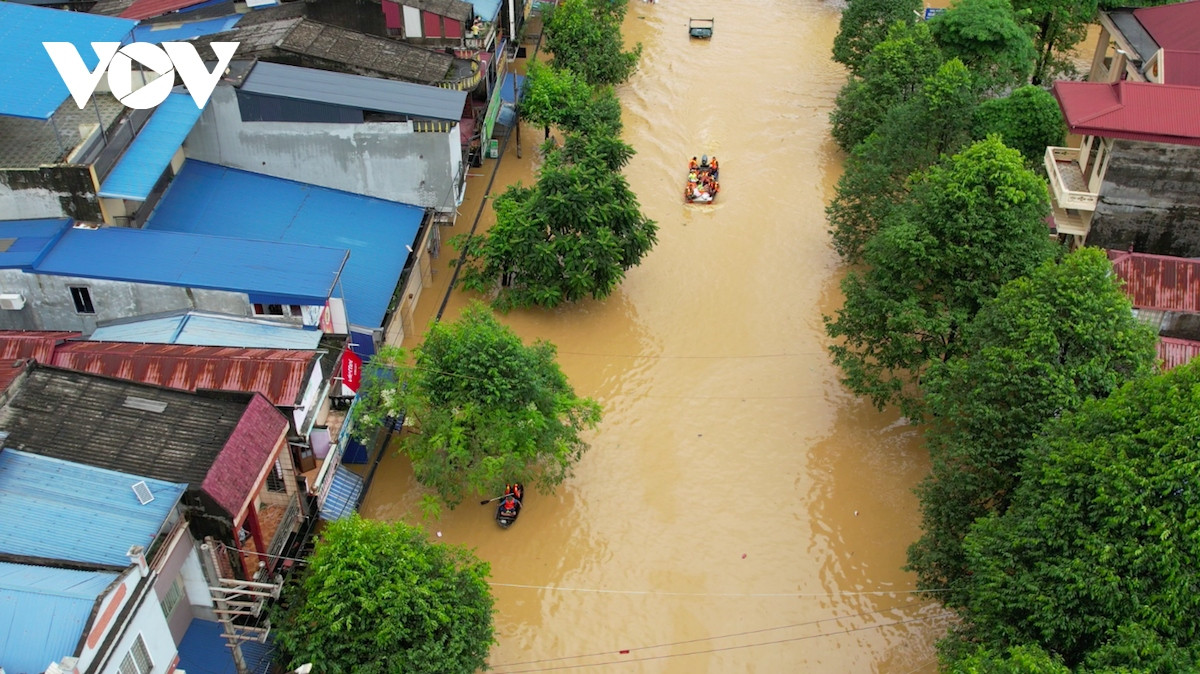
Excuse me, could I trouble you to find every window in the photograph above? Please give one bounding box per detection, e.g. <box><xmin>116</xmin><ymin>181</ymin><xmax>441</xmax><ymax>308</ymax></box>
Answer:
<box><xmin>266</xmin><ymin>459</ymin><xmax>287</xmax><ymax>493</ymax></box>
<box><xmin>69</xmin><ymin>286</ymin><xmax>95</xmax><ymax>314</ymax></box>
<box><xmin>160</xmin><ymin>577</ymin><xmax>185</xmax><ymax>618</ymax></box>
<box><xmin>117</xmin><ymin>634</ymin><xmax>153</xmax><ymax>674</ymax></box>
<box><xmin>253</xmin><ymin>303</ymin><xmax>302</xmax><ymax>317</ymax></box>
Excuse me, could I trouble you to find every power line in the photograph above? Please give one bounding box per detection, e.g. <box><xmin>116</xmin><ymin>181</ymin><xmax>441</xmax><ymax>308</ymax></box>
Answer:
<box><xmin>494</xmin><ymin>612</ymin><xmax>954</xmax><ymax>673</ymax></box>
<box><xmin>554</xmin><ymin>350</ymin><xmax>826</xmax><ymax>359</ymax></box>
<box><xmin>488</xmin><ymin>582</ymin><xmax>951</xmax><ymax>598</ymax></box>
<box><xmin>490</xmin><ymin>600</ymin><xmax>939</xmax><ymax>668</ymax></box>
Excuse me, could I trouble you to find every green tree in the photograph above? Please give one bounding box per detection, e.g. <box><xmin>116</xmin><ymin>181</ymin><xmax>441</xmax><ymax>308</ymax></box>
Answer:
<box><xmin>949</xmin><ymin>645</ymin><xmax>1071</xmax><ymax>673</ymax></box>
<box><xmin>544</xmin><ymin>0</ymin><xmax>642</xmax><ymax>86</ymax></box>
<box><xmin>825</xmin><ymin>137</ymin><xmax>1055</xmax><ymax>417</ymax></box>
<box><xmin>275</xmin><ymin>515</ymin><xmax>494</xmax><ymax>674</ymax></box>
<box><xmin>830</xmin><ymin>21</ymin><xmax>943</xmax><ymax>152</ymax></box>
<box><xmin>831</xmin><ymin>0</ymin><xmax>921</xmax><ymax>74</ymax></box>
<box><xmin>972</xmin><ymin>85</ymin><xmax>1066</xmax><ymax>164</ymax></box>
<box><xmin>828</xmin><ymin>58</ymin><xmax>978</xmax><ymax>261</ymax></box>
<box><xmin>352</xmin><ymin>304</ymin><xmax>601</xmax><ymax>508</ymax></box>
<box><xmin>520</xmin><ymin>60</ymin><xmax>593</xmax><ymax>137</ymax></box>
<box><xmin>954</xmin><ymin>361</ymin><xmax>1200</xmax><ymax>667</ymax></box>
<box><xmin>907</xmin><ymin>248</ymin><xmax>1157</xmax><ymax>606</ymax></box>
<box><xmin>1011</xmin><ymin>0</ymin><xmax>1099</xmax><ymax>84</ymax></box>
<box><xmin>454</xmin><ymin>133</ymin><xmax>657</xmax><ymax>309</ymax></box>
<box><xmin>929</xmin><ymin>0</ymin><xmax>1037</xmax><ymax>91</ymax></box>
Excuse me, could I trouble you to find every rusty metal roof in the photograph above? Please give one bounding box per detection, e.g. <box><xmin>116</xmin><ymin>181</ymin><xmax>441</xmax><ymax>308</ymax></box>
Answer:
<box><xmin>1158</xmin><ymin>336</ymin><xmax>1200</xmax><ymax>370</ymax></box>
<box><xmin>1052</xmin><ymin>81</ymin><xmax>1200</xmax><ymax>146</ymax></box>
<box><xmin>0</xmin><ymin>332</ymin><xmax>80</xmax><ymax>393</ymax></box>
<box><xmin>50</xmin><ymin>342</ymin><xmax>320</xmax><ymax>406</ymax></box>
<box><xmin>1107</xmin><ymin>249</ymin><xmax>1200</xmax><ymax>313</ymax></box>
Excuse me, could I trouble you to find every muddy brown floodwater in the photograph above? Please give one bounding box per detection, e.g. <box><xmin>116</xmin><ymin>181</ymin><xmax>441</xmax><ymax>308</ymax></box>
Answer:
<box><xmin>358</xmin><ymin>0</ymin><xmax>951</xmax><ymax>670</ymax></box>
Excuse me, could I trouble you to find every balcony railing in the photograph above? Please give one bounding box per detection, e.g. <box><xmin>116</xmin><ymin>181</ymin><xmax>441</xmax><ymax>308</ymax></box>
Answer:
<box><xmin>1044</xmin><ymin>146</ymin><xmax>1099</xmax><ymax>211</ymax></box>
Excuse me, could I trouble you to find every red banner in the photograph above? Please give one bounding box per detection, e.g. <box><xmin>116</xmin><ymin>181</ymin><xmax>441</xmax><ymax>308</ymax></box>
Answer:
<box><xmin>341</xmin><ymin>349</ymin><xmax>363</xmax><ymax>393</ymax></box>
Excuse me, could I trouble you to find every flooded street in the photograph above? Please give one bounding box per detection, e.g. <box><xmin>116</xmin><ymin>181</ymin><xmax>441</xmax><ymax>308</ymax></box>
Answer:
<box><xmin>359</xmin><ymin>0</ymin><xmax>947</xmax><ymax>670</ymax></box>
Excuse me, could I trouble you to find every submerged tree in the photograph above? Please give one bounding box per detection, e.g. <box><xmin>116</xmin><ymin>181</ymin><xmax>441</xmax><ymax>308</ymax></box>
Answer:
<box><xmin>928</xmin><ymin>0</ymin><xmax>1037</xmax><ymax>92</ymax></box>
<box><xmin>971</xmin><ymin>85</ymin><xmax>1066</xmax><ymax>164</ymax></box>
<box><xmin>1011</xmin><ymin>0</ymin><xmax>1099</xmax><ymax>84</ymax></box>
<box><xmin>274</xmin><ymin>515</ymin><xmax>495</xmax><ymax>674</ymax></box>
<box><xmin>544</xmin><ymin>0</ymin><xmax>642</xmax><ymax>86</ymax></box>
<box><xmin>351</xmin><ymin>303</ymin><xmax>601</xmax><ymax>509</ymax></box>
<box><xmin>831</xmin><ymin>0</ymin><xmax>922</xmax><ymax>74</ymax></box>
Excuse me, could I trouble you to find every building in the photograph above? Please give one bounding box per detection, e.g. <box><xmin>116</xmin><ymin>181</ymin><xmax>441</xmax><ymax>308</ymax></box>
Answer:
<box><xmin>0</xmin><ymin>218</ymin><xmax>350</xmax><ymax>335</ymax></box>
<box><xmin>1107</xmin><ymin>249</ymin><xmax>1200</xmax><ymax>369</ymax></box>
<box><xmin>88</xmin><ymin>311</ymin><xmax>328</xmax><ymax>350</ymax></box>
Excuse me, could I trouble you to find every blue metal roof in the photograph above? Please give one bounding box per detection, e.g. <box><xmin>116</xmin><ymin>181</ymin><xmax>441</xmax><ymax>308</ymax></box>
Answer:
<box><xmin>0</xmin><ymin>449</ymin><xmax>186</xmax><ymax>567</ymax></box>
<box><xmin>99</xmin><ymin>93</ymin><xmax>206</xmax><ymax>200</ymax></box>
<box><xmin>470</xmin><ymin>0</ymin><xmax>502</xmax><ymax>22</ymax></box>
<box><xmin>0</xmin><ymin>561</ymin><xmax>119</xmax><ymax>674</ymax></box>
<box><xmin>90</xmin><ymin>312</ymin><xmax>325</xmax><ymax>349</ymax></box>
<box><xmin>132</xmin><ymin>14</ymin><xmax>242</xmax><ymax>43</ymax></box>
<box><xmin>35</xmin><ymin>226</ymin><xmax>349</xmax><ymax>306</ymax></box>
<box><xmin>145</xmin><ymin>161</ymin><xmax>424</xmax><ymax>331</ymax></box>
<box><xmin>0</xmin><ymin>4</ymin><xmax>137</xmax><ymax>120</ymax></box>
<box><xmin>0</xmin><ymin>218</ymin><xmax>71</xmax><ymax>270</ymax></box>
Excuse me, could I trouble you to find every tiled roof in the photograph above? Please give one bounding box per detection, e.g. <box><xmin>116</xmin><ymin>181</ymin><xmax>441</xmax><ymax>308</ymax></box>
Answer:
<box><xmin>1158</xmin><ymin>336</ymin><xmax>1200</xmax><ymax>370</ymax></box>
<box><xmin>202</xmin><ymin>394</ymin><xmax>287</xmax><ymax>518</ymax></box>
<box><xmin>1134</xmin><ymin>0</ymin><xmax>1200</xmax><ymax>52</ymax></box>
<box><xmin>1107</xmin><ymin>249</ymin><xmax>1200</xmax><ymax>313</ymax></box>
<box><xmin>0</xmin><ymin>449</ymin><xmax>186</xmax><ymax>566</ymax></box>
<box><xmin>51</xmin><ymin>341</ymin><xmax>320</xmax><ymax>406</ymax></box>
<box><xmin>1052</xmin><ymin>80</ymin><xmax>1200</xmax><ymax>146</ymax></box>
<box><xmin>0</xmin><ymin>331</ymin><xmax>79</xmax><ymax>393</ymax></box>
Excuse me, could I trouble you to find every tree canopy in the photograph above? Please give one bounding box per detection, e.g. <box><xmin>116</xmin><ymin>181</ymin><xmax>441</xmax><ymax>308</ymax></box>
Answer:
<box><xmin>274</xmin><ymin>515</ymin><xmax>495</xmax><ymax>673</ymax></box>
<box><xmin>825</xmin><ymin>137</ymin><xmax>1055</xmax><ymax>418</ymax></box>
<box><xmin>928</xmin><ymin>0</ymin><xmax>1037</xmax><ymax>91</ymax></box>
<box><xmin>953</xmin><ymin>361</ymin><xmax>1200</xmax><ymax>668</ymax></box>
<box><xmin>544</xmin><ymin>0</ymin><xmax>642</xmax><ymax>86</ymax></box>
<box><xmin>1011</xmin><ymin>0</ymin><xmax>1100</xmax><ymax>84</ymax></box>
<box><xmin>972</xmin><ymin>84</ymin><xmax>1066</xmax><ymax>164</ymax></box>
<box><xmin>454</xmin><ymin>133</ymin><xmax>658</xmax><ymax>309</ymax></box>
<box><xmin>907</xmin><ymin>248</ymin><xmax>1158</xmax><ymax>606</ymax></box>
<box><xmin>831</xmin><ymin>0</ymin><xmax>921</xmax><ymax>74</ymax></box>
<box><xmin>352</xmin><ymin>303</ymin><xmax>601</xmax><ymax>508</ymax></box>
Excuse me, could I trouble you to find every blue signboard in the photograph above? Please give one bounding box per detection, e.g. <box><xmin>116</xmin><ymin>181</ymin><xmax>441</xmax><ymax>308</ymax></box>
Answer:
<box><xmin>923</xmin><ymin>7</ymin><xmax>946</xmax><ymax>19</ymax></box>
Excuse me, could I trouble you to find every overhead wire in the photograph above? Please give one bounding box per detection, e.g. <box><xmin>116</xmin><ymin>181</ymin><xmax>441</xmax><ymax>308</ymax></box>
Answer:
<box><xmin>488</xmin><ymin>582</ymin><xmax>951</xmax><ymax>598</ymax></box>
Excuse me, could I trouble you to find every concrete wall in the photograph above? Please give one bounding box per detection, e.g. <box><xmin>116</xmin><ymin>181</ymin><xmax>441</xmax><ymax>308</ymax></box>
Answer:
<box><xmin>185</xmin><ymin>85</ymin><xmax>462</xmax><ymax>210</ymax></box>
<box><xmin>1087</xmin><ymin>140</ymin><xmax>1200</xmax><ymax>257</ymax></box>
<box><xmin>152</xmin><ymin>522</ymin><xmax>200</xmax><ymax>645</ymax></box>
<box><xmin>0</xmin><ymin>270</ymin><xmax>254</xmax><ymax>333</ymax></box>
<box><xmin>0</xmin><ymin>166</ymin><xmax>102</xmax><ymax>221</ymax></box>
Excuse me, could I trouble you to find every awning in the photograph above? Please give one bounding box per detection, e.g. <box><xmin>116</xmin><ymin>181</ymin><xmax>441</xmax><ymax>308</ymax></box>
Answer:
<box><xmin>319</xmin><ymin>464</ymin><xmax>364</xmax><ymax>520</ymax></box>
<box><xmin>131</xmin><ymin>14</ymin><xmax>242</xmax><ymax>43</ymax></box>
<box><xmin>500</xmin><ymin>73</ymin><xmax>527</xmax><ymax>105</ymax></box>
<box><xmin>99</xmin><ymin>92</ymin><xmax>204</xmax><ymax>200</ymax></box>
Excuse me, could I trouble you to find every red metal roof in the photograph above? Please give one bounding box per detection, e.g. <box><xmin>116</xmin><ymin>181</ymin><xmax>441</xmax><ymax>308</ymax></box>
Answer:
<box><xmin>1107</xmin><ymin>249</ymin><xmax>1200</xmax><ymax>313</ymax></box>
<box><xmin>50</xmin><ymin>342</ymin><xmax>318</xmax><ymax>406</ymax></box>
<box><xmin>1161</xmin><ymin>50</ymin><xmax>1200</xmax><ymax>87</ymax></box>
<box><xmin>119</xmin><ymin>0</ymin><xmax>208</xmax><ymax>20</ymax></box>
<box><xmin>1134</xmin><ymin>1</ymin><xmax>1200</xmax><ymax>52</ymax></box>
<box><xmin>202</xmin><ymin>394</ymin><xmax>288</xmax><ymax>518</ymax></box>
<box><xmin>1158</xmin><ymin>336</ymin><xmax>1200</xmax><ymax>370</ymax></box>
<box><xmin>1052</xmin><ymin>81</ymin><xmax>1200</xmax><ymax>146</ymax></box>
<box><xmin>0</xmin><ymin>332</ymin><xmax>80</xmax><ymax>392</ymax></box>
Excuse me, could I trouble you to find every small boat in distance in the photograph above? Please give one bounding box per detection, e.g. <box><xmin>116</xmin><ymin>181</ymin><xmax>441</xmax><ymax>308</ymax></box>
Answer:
<box><xmin>685</xmin><ymin>155</ymin><xmax>720</xmax><ymax>204</ymax></box>
<box><xmin>496</xmin><ymin>483</ymin><xmax>523</xmax><ymax>528</ymax></box>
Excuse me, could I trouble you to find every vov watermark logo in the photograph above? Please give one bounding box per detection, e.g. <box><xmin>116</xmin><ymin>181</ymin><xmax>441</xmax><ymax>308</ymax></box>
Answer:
<box><xmin>43</xmin><ymin>42</ymin><xmax>239</xmax><ymax>110</ymax></box>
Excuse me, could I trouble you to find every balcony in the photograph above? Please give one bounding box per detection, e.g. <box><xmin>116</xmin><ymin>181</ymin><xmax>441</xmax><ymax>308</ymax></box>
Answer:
<box><xmin>1044</xmin><ymin>146</ymin><xmax>1099</xmax><ymax>211</ymax></box>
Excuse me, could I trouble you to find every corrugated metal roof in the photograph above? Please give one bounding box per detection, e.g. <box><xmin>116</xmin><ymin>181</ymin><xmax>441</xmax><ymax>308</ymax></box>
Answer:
<box><xmin>203</xmin><ymin>395</ymin><xmax>286</xmax><ymax>517</ymax></box>
<box><xmin>1134</xmin><ymin>0</ymin><xmax>1200</xmax><ymax>52</ymax></box>
<box><xmin>51</xmin><ymin>341</ymin><xmax>319</xmax><ymax>406</ymax></box>
<box><xmin>1161</xmin><ymin>50</ymin><xmax>1200</xmax><ymax>87</ymax></box>
<box><xmin>0</xmin><ymin>561</ymin><xmax>118</xmax><ymax>674</ymax></box>
<box><xmin>0</xmin><ymin>218</ymin><xmax>72</xmax><ymax>270</ymax></box>
<box><xmin>131</xmin><ymin>13</ymin><xmax>242</xmax><ymax>42</ymax></box>
<box><xmin>145</xmin><ymin>160</ymin><xmax>423</xmax><ymax>331</ymax></box>
<box><xmin>404</xmin><ymin>0</ymin><xmax>473</xmax><ymax>22</ymax></box>
<box><xmin>90</xmin><ymin>312</ymin><xmax>325</xmax><ymax>350</ymax></box>
<box><xmin>0</xmin><ymin>449</ymin><xmax>186</xmax><ymax>566</ymax></box>
<box><xmin>99</xmin><ymin>93</ymin><xmax>206</xmax><ymax>200</ymax></box>
<box><xmin>121</xmin><ymin>0</ymin><xmax>212</xmax><ymax>20</ymax></box>
<box><xmin>0</xmin><ymin>331</ymin><xmax>80</xmax><ymax>393</ymax></box>
<box><xmin>1052</xmin><ymin>81</ymin><xmax>1200</xmax><ymax>146</ymax></box>
<box><xmin>243</xmin><ymin>61</ymin><xmax>466</xmax><ymax>121</ymax></box>
<box><xmin>0</xmin><ymin>4</ymin><xmax>136</xmax><ymax>119</ymax></box>
<box><xmin>34</xmin><ymin>226</ymin><xmax>349</xmax><ymax>306</ymax></box>
<box><xmin>1107</xmin><ymin>249</ymin><xmax>1200</xmax><ymax>312</ymax></box>
<box><xmin>1158</xmin><ymin>336</ymin><xmax>1200</xmax><ymax>370</ymax></box>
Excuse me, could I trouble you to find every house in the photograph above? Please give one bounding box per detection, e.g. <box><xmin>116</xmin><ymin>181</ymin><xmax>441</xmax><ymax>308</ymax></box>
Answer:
<box><xmin>0</xmin><ymin>218</ymin><xmax>350</xmax><ymax>335</ymax></box>
<box><xmin>143</xmin><ymin>161</ymin><xmax>434</xmax><ymax>355</ymax></box>
<box><xmin>1043</xmin><ymin>0</ymin><xmax>1200</xmax><ymax>254</ymax></box>
<box><xmin>1107</xmin><ymin>249</ymin><xmax>1200</xmax><ymax>369</ymax></box>
<box><xmin>0</xmin><ymin>364</ymin><xmax>303</xmax><ymax>580</ymax></box>
<box><xmin>0</xmin><ymin>450</ymin><xmax>189</xmax><ymax>674</ymax></box>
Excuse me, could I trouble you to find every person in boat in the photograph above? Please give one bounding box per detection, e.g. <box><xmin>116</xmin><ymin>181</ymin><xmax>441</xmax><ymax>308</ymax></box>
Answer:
<box><xmin>710</xmin><ymin>156</ymin><xmax>719</xmax><ymax>172</ymax></box>
<box><xmin>689</xmin><ymin>156</ymin><xmax>698</xmax><ymax>171</ymax></box>
<box><xmin>499</xmin><ymin>494</ymin><xmax>519</xmax><ymax>517</ymax></box>
<box><xmin>506</xmin><ymin>483</ymin><xmax>523</xmax><ymax>500</ymax></box>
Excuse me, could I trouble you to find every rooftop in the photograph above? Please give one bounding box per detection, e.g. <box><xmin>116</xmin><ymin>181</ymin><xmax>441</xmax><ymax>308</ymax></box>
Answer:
<box><xmin>1159</xmin><ymin>50</ymin><xmax>1200</xmax><ymax>87</ymax></box>
<box><xmin>0</xmin><ymin>220</ymin><xmax>350</xmax><ymax>306</ymax></box>
<box><xmin>121</xmin><ymin>0</ymin><xmax>215</xmax><ymax>20</ymax></box>
<box><xmin>242</xmin><ymin>61</ymin><xmax>467</xmax><ymax>121</ymax></box>
<box><xmin>1158</xmin><ymin>336</ymin><xmax>1200</xmax><ymax>370</ymax></box>
<box><xmin>0</xmin><ymin>561</ymin><xmax>119</xmax><ymax>674</ymax></box>
<box><xmin>1107</xmin><ymin>249</ymin><xmax>1200</xmax><ymax>313</ymax></box>
<box><xmin>0</xmin><ymin>94</ymin><xmax>125</xmax><ymax>168</ymax></box>
<box><xmin>0</xmin><ymin>449</ymin><xmax>186</xmax><ymax>566</ymax></box>
<box><xmin>0</xmin><ymin>331</ymin><xmax>79</xmax><ymax>393</ymax></box>
<box><xmin>145</xmin><ymin>161</ymin><xmax>424</xmax><ymax>331</ymax></box>
<box><xmin>89</xmin><ymin>311</ymin><xmax>325</xmax><ymax>350</ymax></box>
<box><xmin>51</xmin><ymin>341</ymin><xmax>321</xmax><ymax>406</ymax></box>
<box><xmin>1052</xmin><ymin>80</ymin><xmax>1200</xmax><ymax>147</ymax></box>
<box><xmin>401</xmin><ymin>0</ymin><xmax>473</xmax><ymax>22</ymax></box>
<box><xmin>0</xmin><ymin>3</ymin><xmax>136</xmax><ymax>119</ymax></box>
<box><xmin>1134</xmin><ymin>0</ymin><xmax>1200</xmax><ymax>53</ymax></box>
